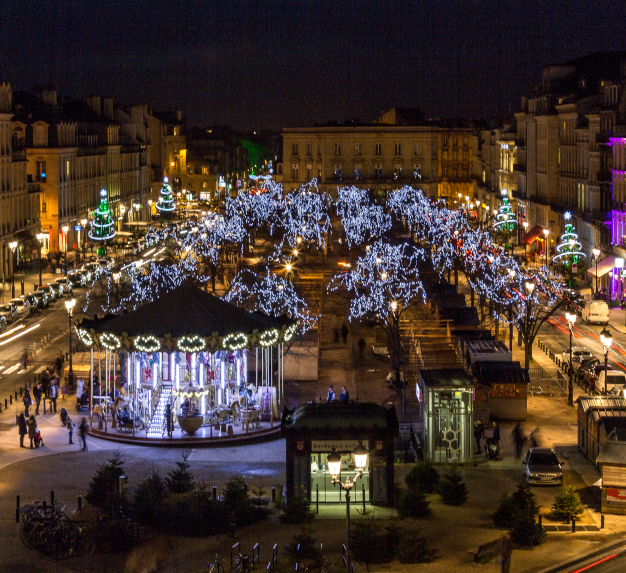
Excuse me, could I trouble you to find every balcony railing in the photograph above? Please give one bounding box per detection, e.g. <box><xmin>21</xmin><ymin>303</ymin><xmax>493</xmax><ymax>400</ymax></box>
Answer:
<box><xmin>12</xmin><ymin>148</ymin><xmax>26</xmax><ymax>161</ymax></box>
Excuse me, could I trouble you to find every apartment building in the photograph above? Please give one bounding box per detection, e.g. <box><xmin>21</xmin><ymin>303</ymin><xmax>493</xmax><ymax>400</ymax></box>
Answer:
<box><xmin>0</xmin><ymin>82</ymin><xmax>40</xmax><ymax>280</ymax></box>
<box><xmin>281</xmin><ymin>110</ymin><xmax>477</xmax><ymax>202</ymax></box>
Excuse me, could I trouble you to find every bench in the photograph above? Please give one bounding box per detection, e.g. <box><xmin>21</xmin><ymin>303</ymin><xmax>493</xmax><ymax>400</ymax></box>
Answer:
<box><xmin>467</xmin><ymin>537</ymin><xmax>504</xmax><ymax>564</ymax></box>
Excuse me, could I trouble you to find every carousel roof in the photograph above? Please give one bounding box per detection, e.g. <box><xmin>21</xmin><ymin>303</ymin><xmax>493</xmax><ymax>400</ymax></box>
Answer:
<box><xmin>79</xmin><ymin>281</ymin><xmax>291</xmax><ymax>338</ymax></box>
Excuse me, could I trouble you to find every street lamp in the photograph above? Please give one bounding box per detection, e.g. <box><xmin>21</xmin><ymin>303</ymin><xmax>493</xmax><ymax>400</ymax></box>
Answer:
<box><xmin>543</xmin><ymin>229</ymin><xmax>549</xmax><ymax>267</ymax></box>
<box><xmin>80</xmin><ymin>219</ymin><xmax>88</xmax><ymax>263</ymax></box>
<box><xmin>601</xmin><ymin>326</ymin><xmax>612</xmax><ymax>394</ymax></box>
<box><xmin>565</xmin><ymin>312</ymin><xmax>577</xmax><ymax>406</ymax></box>
<box><xmin>65</xmin><ymin>298</ymin><xmax>76</xmax><ymax>391</ymax></box>
<box><xmin>148</xmin><ymin>199</ymin><xmax>153</xmax><ymax>222</ymax></box>
<box><xmin>36</xmin><ymin>233</ymin><xmax>45</xmax><ymax>287</ymax></box>
<box><xmin>522</xmin><ymin>221</ymin><xmax>529</xmax><ymax>257</ymax></box>
<box><xmin>327</xmin><ymin>443</ymin><xmax>369</xmax><ymax>573</ymax></box>
<box><xmin>9</xmin><ymin>241</ymin><xmax>17</xmax><ymax>298</ymax></box>
<box><xmin>508</xmin><ymin>270</ymin><xmax>516</xmax><ymax>350</ymax></box>
<box><xmin>133</xmin><ymin>203</ymin><xmax>141</xmax><ymax>239</ymax></box>
<box><xmin>61</xmin><ymin>225</ymin><xmax>69</xmax><ymax>274</ymax></box>
<box><xmin>592</xmin><ymin>248</ymin><xmax>601</xmax><ymax>295</ymax></box>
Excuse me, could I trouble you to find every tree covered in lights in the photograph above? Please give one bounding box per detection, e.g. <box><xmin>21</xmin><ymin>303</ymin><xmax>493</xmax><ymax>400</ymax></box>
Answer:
<box><xmin>88</xmin><ymin>189</ymin><xmax>116</xmax><ymax>242</ymax></box>
<box><xmin>224</xmin><ymin>268</ymin><xmax>317</xmax><ymax>335</ymax></box>
<box><xmin>328</xmin><ymin>240</ymin><xmax>425</xmax><ymax>386</ymax></box>
<box><xmin>387</xmin><ymin>186</ymin><xmax>430</xmax><ymax>241</ymax></box>
<box><xmin>156</xmin><ymin>177</ymin><xmax>176</xmax><ymax>216</ymax></box>
<box><xmin>336</xmin><ymin>186</ymin><xmax>392</xmax><ymax>247</ymax></box>
<box><xmin>492</xmin><ymin>190</ymin><xmax>516</xmax><ymax>246</ymax></box>
<box><xmin>226</xmin><ymin>177</ymin><xmax>283</xmax><ymax>235</ymax></box>
<box><xmin>552</xmin><ymin>213</ymin><xmax>586</xmax><ymax>277</ymax></box>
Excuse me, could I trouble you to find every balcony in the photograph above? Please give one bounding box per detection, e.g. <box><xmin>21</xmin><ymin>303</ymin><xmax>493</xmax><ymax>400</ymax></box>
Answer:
<box><xmin>12</xmin><ymin>148</ymin><xmax>26</xmax><ymax>161</ymax></box>
<box><xmin>592</xmin><ymin>209</ymin><xmax>610</xmax><ymax>222</ymax></box>
<box><xmin>77</xmin><ymin>145</ymin><xmax>107</xmax><ymax>157</ymax></box>
<box><xmin>27</xmin><ymin>182</ymin><xmax>41</xmax><ymax>194</ymax></box>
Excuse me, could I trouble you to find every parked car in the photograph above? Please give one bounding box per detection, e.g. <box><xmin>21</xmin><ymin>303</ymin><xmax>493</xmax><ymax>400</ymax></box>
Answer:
<box><xmin>97</xmin><ymin>257</ymin><xmax>114</xmax><ymax>269</ymax></box>
<box><xmin>75</xmin><ymin>269</ymin><xmax>92</xmax><ymax>283</ymax></box>
<box><xmin>562</xmin><ymin>289</ymin><xmax>586</xmax><ymax>315</ymax></box>
<box><xmin>583</xmin><ymin>363</ymin><xmax>612</xmax><ymax>389</ymax></box>
<box><xmin>0</xmin><ymin>303</ymin><xmax>18</xmax><ymax>323</ymax></box>
<box><xmin>582</xmin><ymin>301</ymin><xmax>610</xmax><ymax>325</ymax></box>
<box><xmin>9</xmin><ymin>297</ymin><xmax>31</xmax><ymax>318</ymax></box>
<box><xmin>21</xmin><ymin>294</ymin><xmax>38</xmax><ymax>312</ymax></box>
<box><xmin>37</xmin><ymin>284</ymin><xmax>56</xmax><ymax>302</ymax></box>
<box><xmin>523</xmin><ymin>447</ymin><xmax>564</xmax><ymax>486</ymax></box>
<box><xmin>47</xmin><ymin>283</ymin><xmax>64</xmax><ymax>299</ymax></box>
<box><xmin>32</xmin><ymin>290</ymin><xmax>49</xmax><ymax>309</ymax></box>
<box><xmin>0</xmin><ymin>315</ymin><xmax>6</xmax><ymax>332</ymax></box>
<box><xmin>595</xmin><ymin>370</ymin><xmax>626</xmax><ymax>394</ymax></box>
<box><xmin>82</xmin><ymin>262</ymin><xmax>100</xmax><ymax>276</ymax></box>
<box><xmin>562</xmin><ymin>346</ymin><xmax>593</xmax><ymax>366</ymax></box>
<box><xmin>67</xmin><ymin>272</ymin><xmax>86</xmax><ymax>289</ymax></box>
<box><xmin>54</xmin><ymin>277</ymin><xmax>73</xmax><ymax>296</ymax></box>
<box><xmin>574</xmin><ymin>356</ymin><xmax>600</xmax><ymax>383</ymax></box>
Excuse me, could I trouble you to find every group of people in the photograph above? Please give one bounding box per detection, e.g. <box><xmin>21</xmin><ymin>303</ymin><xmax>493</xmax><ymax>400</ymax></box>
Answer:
<box><xmin>473</xmin><ymin>420</ymin><xmax>543</xmax><ymax>460</ymax></box>
<box><xmin>473</xmin><ymin>420</ymin><xmax>500</xmax><ymax>454</ymax></box>
<box><xmin>326</xmin><ymin>385</ymin><xmax>350</xmax><ymax>403</ymax></box>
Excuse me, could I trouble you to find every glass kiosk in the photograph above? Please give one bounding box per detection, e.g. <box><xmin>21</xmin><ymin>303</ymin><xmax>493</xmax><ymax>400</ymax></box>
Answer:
<box><xmin>310</xmin><ymin>444</ymin><xmax>370</xmax><ymax>503</ymax></box>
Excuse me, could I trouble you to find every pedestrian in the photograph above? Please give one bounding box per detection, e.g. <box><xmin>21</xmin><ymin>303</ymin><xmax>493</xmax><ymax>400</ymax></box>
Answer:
<box><xmin>358</xmin><ymin>337</ymin><xmax>366</xmax><ymax>358</ymax></box>
<box><xmin>512</xmin><ymin>422</ymin><xmax>526</xmax><ymax>460</ymax></box>
<box><xmin>339</xmin><ymin>386</ymin><xmax>349</xmax><ymax>402</ymax></box>
<box><xmin>498</xmin><ymin>534</ymin><xmax>513</xmax><ymax>573</ymax></box>
<box><xmin>334</xmin><ymin>329</ymin><xmax>339</xmax><ymax>344</ymax></box>
<box><xmin>17</xmin><ymin>413</ymin><xmax>27</xmax><ymax>448</ymax></box>
<box><xmin>492</xmin><ymin>421</ymin><xmax>501</xmax><ymax>447</ymax></box>
<box><xmin>79</xmin><ymin>417</ymin><xmax>88</xmax><ymax>451</ymax></box>
<box><xmin>474</xmin><ymin>420</ymin><xmax>485</xmax><ymax>455</ymax></box>
<box><xmin>23</xmin><ymin>387</ymin><xmax>32</xmax><ymax>418</ymax></box>
<box><xmin>326</xmin><ymin>385</ymin><xmax>335</xmax><ymax>402</ymax></box>
<box><xmin>165</xmin><ymin>403</ymin><xmax>172</xmax><ymax>437</ymax></box>
<box><xmin>67</xmin><ymin>417</ymin><xmax>75</xmax><ymax>444</ymax></box>
<box><xmin>41</xmin><ymin>367</ymin><xmax>51</xmax><ymax>396</ymax></box>
<box><xmin>50</xmin><ymin>380</ymin><xmax>59</xmax><ymax>413</ymax></box>
<box><xmin>55</xmin><ymin>352</ymin><xmax>63</xmax><ymax>373</ymax></box>
<box><xmin>341</xmin><ymin>324</ymin><xmax>348</xmax><ymax>345</ymax></box>
<box><xmin>33</xmin><ymin>382</ymin><xmax>42</xmax><ymax>415</ymax></box>
<box><xmin>27</xmin><ymin>415</ymin><xmax>37</xmax><ymax>448</ymax></box>
<box><xmin>530</xmin><ymin>427</ymin><xmax>542</xmax><ymax>448</ymax></box>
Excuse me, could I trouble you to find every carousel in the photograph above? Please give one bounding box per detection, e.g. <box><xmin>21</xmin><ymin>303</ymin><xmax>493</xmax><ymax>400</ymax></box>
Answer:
<box><xmin>74</xmin><ymin>281</ymin><xmax>294</xmax><ymax>444</ymax></box>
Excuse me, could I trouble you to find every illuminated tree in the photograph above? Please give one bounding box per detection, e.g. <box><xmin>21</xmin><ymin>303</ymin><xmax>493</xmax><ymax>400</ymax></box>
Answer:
<box><xmin>336</xmin><ymin>186</ymin><xmax>391</xmax><ymax>247</ymax></box>
<box><xmin>88</xmin><ymin>189</ymin><xmax>116</xmax><ymax>241</ymax></box>
<box><xmin>552</xmin><ymin>212</ymin><xmax>586</xmax><ymax>277</ymax></box>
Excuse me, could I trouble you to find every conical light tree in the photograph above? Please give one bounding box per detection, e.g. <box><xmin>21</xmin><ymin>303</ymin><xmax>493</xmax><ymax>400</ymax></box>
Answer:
<box><xmin>156</xmin><ymin>177</ymin><xmax>176</xmax><ymax>213</ymax></box>
<box><xmin>552</xmin><ymin>212</ymin><xmax>586</xmax><ymax>272</ymax></box>
<box><xmin>493</xmin><ymin>189</ymin><xmax>517</xmax><ymax>233</ymax></box>
<box><xmin>88</xmin><ymin>189</ymin><xmax>116</xmax><ymax>241</ymax></box>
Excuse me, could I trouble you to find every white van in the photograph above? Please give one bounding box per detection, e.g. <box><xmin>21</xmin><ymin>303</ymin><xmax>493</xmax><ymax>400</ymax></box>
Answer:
<box><xmin>582</xmin><ymin>301</ymin><xmax>610</xmax><ymax>325</ymax></box>
<box><xmin>595</xmin><ymin>370</ymin><xmax>626</xmax><ymax>394</ymax></box>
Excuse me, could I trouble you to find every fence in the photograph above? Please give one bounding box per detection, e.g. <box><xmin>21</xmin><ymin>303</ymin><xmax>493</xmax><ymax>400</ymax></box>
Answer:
<box><xmin>528</xmin><ymin>367</ymin><xmax>568</xmax><ymax>396</ymax></box>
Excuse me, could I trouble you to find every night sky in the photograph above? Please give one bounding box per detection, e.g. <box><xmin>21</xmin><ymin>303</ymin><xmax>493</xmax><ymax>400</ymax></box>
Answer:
<box><xmin>2</xmin><ymin>0</ymin><xmax>625</xmax><ymax>130</ymax></box>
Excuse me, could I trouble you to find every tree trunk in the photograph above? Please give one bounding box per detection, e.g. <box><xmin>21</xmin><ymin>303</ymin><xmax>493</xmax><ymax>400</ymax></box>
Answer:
<box><xmin>470</xmin><ymin>286</ymin><xmax>475</xmax><ymax>308</ymax></box>
<box><xmin>524</xmin><ymin>342</ymin><xmax>532</xmax><ymax>370</ymax></box>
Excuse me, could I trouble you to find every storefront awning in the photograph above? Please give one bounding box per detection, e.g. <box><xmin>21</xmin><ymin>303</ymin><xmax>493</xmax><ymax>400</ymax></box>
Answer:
<box><xmin>522</xmin><ymin>225</ymin><xmax>545</xmax><ymax>244</ymax></box>
<box><xmin>587</xmin><ymin>255</ymin><xmax>624</xmax><ymax>278</ymax></box>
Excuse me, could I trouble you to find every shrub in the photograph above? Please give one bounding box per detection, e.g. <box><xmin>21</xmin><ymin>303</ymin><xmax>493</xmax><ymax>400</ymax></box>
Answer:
<box><xmin>511</xmin><ymin>505</ymin><xmax>546</xmax><ymax>547</ymax></box>
<box><xmin>395</xmin><ymin>527</ymin><xmax>437</xmax><ymax>564</ymax></box>
<box><xmin>350</xmin><ymin>519</ymin><xmax>400</xmax><ymax>564</ymax></box>
<box><xmin>133</xmin><ymin>469</ymin><xmax>166</xmax><ymax>527</ymax></box>
<box><xmin>223</xmin><ymin>475</ymin><xmax>248</xmax><ymax>513</ymax></box>
<box><xmin>284</xmin><ymin>527</ymin><xmax>320</xmax><ymax>564</ymax></box>
<box><xmin>280</xmin><ymin>496</ymin><xmax>315</xmax><ymax>524</ymax></box>
<box><xmin>550</xmin><ymin>484</ymin><xmax>585</xmax><ymax>522</ymax></box>
<box><xmin>396</xmin><ymin>488</ymin><xmax>431</xmax><ymax>518</ymax></box>
<box><xmin>86</xmin><ymin>450</ymin><xmax>128</xmax><ymax>514</ymax></box>
<box><xmin>250</xmin><ymin>478</ymin><xmax>269</xmax><ymax>507</ymax></box>
<box><xmin>437</xmin><ymin>467</ymin><xmax>468</xmax><ymax>506</ymax></box>
<box><xmin>165</xmin><ymin>450</ymin><xmax>195</xmax><ymax>494</ymax></box>
<box><xmin>405</xmin><ymin>461</ymin><xmax>439</xmax><ymax>493</ymax></box>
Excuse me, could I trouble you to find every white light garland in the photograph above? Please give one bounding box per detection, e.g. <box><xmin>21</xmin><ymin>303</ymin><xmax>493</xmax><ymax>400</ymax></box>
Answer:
<box><xmin>177</xmin><ymin>335</ymin><xmax>206</xmax><ymax>353</ymax></box>
<box><xmin>100</xmin><ymin>332</ymin><xmax>121</xmax><ymax>351</ymax></box>
<box><xmin>222</xmin><ymin>332</ymin><xmax>248</xmax><ymax>350</ymax></box>
<box><xmin>134</xmin><ymin>335</ymin><xmax>161</xmax><ymax>353</ymax></box>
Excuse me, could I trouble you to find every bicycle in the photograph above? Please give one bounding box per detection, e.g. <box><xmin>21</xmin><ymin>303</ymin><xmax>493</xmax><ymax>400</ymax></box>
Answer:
<box><xmin>206</xmin><ymin>553</ymin><xmax>225</xmax><ymax>573</ymax></box>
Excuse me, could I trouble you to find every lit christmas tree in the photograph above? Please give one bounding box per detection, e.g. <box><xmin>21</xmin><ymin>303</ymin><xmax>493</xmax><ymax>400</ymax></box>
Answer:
<box><xmin>156</xmin><ymin>177</ymin><xmax>176</xmax><ymax>214</ymax></box>
<box><xmin>552</xmin><ymin>212</ymin><xmax>586</xmax><ymax>272</ymax></box>
<box><xmin>88</xmin><ymin>189</ymin><xmax>116</xmax><ymax>241</ymax></box>
<box><xmin>493</xmin><ymin>189</ymin><xmax>517</xmax><ymax>233</ymax></box>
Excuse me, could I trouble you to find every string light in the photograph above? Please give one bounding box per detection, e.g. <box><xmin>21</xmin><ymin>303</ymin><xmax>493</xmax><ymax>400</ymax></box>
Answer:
<box><xmin>134</xmin><ymin>335</ymin><xmax>161</xmax><ymax>353</ymax></box>
<box><xmin>88</xmin><ymin>189</ymin><xmax>116</xmax><ymax>241</ymax></box>
<box><xmin>222</xmin><ymin>332</ymin><xmax>248</xmax><ymax>350</ymax></box>
<box><xmin>177</xmin><ymin>335</ymin><xmax>206</xmax><ymax>352</ymax></box>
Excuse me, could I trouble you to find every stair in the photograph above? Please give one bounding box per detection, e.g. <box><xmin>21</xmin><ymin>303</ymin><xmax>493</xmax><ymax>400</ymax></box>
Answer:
<box><xmin>146</xmin><ymin>386</ymin><xmax>172</xmax><ymax>437</ymax></box>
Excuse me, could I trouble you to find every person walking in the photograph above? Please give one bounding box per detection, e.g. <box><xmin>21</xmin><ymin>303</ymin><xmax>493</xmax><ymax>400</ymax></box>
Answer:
<box><xmin>55</xmin><ymin>352</ymin><xmax>63</xmax><ymax>374</ymax></box>
<box><xmin>339</xmin><ymin>386</ymin><xmax>349</xmax><ymax>402</ymax></box>
<box><xmin>67</xmin><ymin>417</ymin><xmax>75</xmax><ymax>444</ymax></box>
<box><xmin>49</xmin><ymin>380</ymin><xmax>59</xmax><ymax>413</ymax></box>
<box><xmin>326</xmin><ymin>385</ymin><xmax>335</xmax><ymax>402</ymax></box>
<box><xmin>33</xmin><ymin>382</ymin><xmax>42</xmax><ymax>415</ymax></box>
<box><xmin>512</xmin><ymin>423</ymin><xmax>526</xmax><ymax>460</ymax></box>
<box><xmin>333</xmin><ymin>329</ymin><xmax>340</xmax><ymax>344</ymax></box>
<box><xmin>23</xmin><ymin>387</ymin><xmax>32</xmax><ymax>418</ymax></box>
<box><xmin>79</xmin><ymin>417</ymin><xmax>88</xmax><ymax>451</ymax></box>
<box><xmin>492</xmin><ymin>421</ymin><xmax>501</xmax><ymax>447</ymax></box>
<box><xmin>358</xmin><ymin>337</ymin><xmax>366</xmax><ymax>358</ymax></box>
<box><xmin>27</xmin><ymin>415</ymin><xmax>37</xmax><ymax>448</ymax></box>
<box><xmin>474</xmin><ymin>420</ymin><xmax>485</xmax><ymax>455</ymax></box>
<box><xmin>341</xmin><ymin>323</ymin><xmax>348</xmax><ymax>345</ymax></box>
<box><xmin>17</xmin><ymin>413</ymin><xmax>27</xmax><ymax>447</ymax></box>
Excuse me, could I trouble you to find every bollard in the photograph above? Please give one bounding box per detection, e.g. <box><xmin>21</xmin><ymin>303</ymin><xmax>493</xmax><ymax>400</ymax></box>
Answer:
<box><xmin>601</xmin><ymin>514</ymin><xmax>605</xmax><ymax>529</ymax></box>
<box><xmin>43</xmin><ymin>500</ymin><xmax>46</xmax><ymax>511</ymax></box>
<box><xmin>16</xmin><ymin>507</ymin><xmax>19</xmax><ymax>523</ymax></box>
<box><xmin>17</xmin><ymin>495</ymin><xmax>20</xmax><ymax>510</ymax></box>
<box><xmin>362</xmin><ymin>484</ymin><xmax>366</xmax><ymax>512</ymax></box>
<box><xmin>244</xmin><ymin>483</ymin><xmax>248</xmax><ymax>496</ymax></box>
<box><xmin>5</xmin><ymin>398</ymin><xmax>7</xmax><ymax>408</ymax></box>
<box><xmin>10</xmin><ymin>395</ymin><xmax>12</xmax><ymax>405</ymax></box>
<box><xmin>230</xmin><ymin>522</ymin><xmax>236</xmax><ymax>539</ymax></box>
<box><xmin>18</xmin><ymin>388</ymin><xmax>21</xmax><ymax>397</ymax></box>
<box><xmin>316</xmin><ymin>484</ymin><xmax>319</xmax><ymax>514</ymax></box>
<box><xmin>77</xmin><ymin>495</ymin><xmax>82</xmax><ymax>511</ymax></box>
<box><xmin>51</xmin><ymin>490</ymin><xmax>55</xmax><ymax>507</ymax></box>
<box><xmin>272</xmin><ymin>487</ymin><xmax>276</xmax><ymax>502</ymax></box>
<box><xmin>213</xmin><ymin>486</ymin><xmax>217</xmax><ymax>501</ymax></box>
<box><xmin>572</xmin><ymin>517</ymin><xmax>576</xmax><ymax>533</ymax></box>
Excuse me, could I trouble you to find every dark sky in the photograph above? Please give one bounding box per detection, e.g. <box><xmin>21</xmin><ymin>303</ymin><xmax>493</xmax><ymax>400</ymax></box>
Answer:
<box><xmin>2</xmin><ymin>0</ymin><xmax>625</xmax><ymax>130</ymax></box>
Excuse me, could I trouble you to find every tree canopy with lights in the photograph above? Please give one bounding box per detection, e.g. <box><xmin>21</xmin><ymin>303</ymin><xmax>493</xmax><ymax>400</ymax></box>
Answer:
<box><xmin>336</xmin><ymin>185</ymin><xmax>392</xmax><ymax>247</ymax></box>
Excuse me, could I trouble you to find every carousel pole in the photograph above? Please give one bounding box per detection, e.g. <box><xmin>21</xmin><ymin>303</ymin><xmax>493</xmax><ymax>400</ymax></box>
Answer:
<box><xmin>255</xmin><ymin>348</ymin><xmax>258</xmax><ymax>389</ymax></box>
<box><xmin>90</xmin><ymin>348</ymin><xmax>94</xmax><ymax>423</ymax></box>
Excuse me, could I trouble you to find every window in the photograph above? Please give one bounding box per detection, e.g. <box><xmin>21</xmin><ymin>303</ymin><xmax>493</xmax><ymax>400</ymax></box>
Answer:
<box><xmin>375</xmin><ymin>166</ymin><xmax>382</xmax><ymax>179</ymax></box>
<box><xmin>432</xmin><ymin>164</ymin><xmax>437</xmax><ymax>178</ymax></box>
<box><xmin>414</xmin><ymin>164</ymin><xmax>421</xmax><ymax>178</ymax></box>
<box><xmin>34</xmin><ymin>125</ymin><xmax>46</xmax><ymax>147</ymax></box>
<box><xmin>317</xmin><ymin>165</ymin><xmax>322</xmax><ymax>178</ymax></box>
<box><xmin>307</xmin><ymin>143</ymin><xmax>312</xmax><ymax>156</ymax></box>
<box><xmin>36</xmin><ymin>161</ymin><xmax>46</xmax><ymax>182</ymax></box>
<box><xmin>203</xmin><ymin>181</ymin><xmax>208</xmax><ymax>188</ymax></box>
<box><xmin>432</xmin><ymin>141</ymin><xmax>438</xmax><ymax>154</ymax></box>
<box><xmin>452</xmin><ymin>138</ymin><xmax>457</xmax><ymax>147</ymax></box>
<box><xmin>334</xmin><ymin>143</ymin><xmax>342</xmax><ymax>156</ymax></box>
<box><xmin>355</xmin><ymin>168</ymin><xmax>362</xmax><ymax>180</ymax></box>
<box><xmin>442</xmin><ymin>150</ymin><xmax>448</xmax><ymax>160</ymax></box>
<box><xmin>278</xmin><ymin>164</ymin><xmax>283</xmax><ymax>175</ymax></box>
<box><xmin>66</xmin><ymin>160</ymin><xmax>70</xmax><ymax>179</ymax></box>
<box><xmin>394</xmin><ymin>168</ymin><xmax>402</xmax><ymax>179</ymax></box>
<box><xmin>442</xmin><ymin>167</ymin><xmax>448</xmax><ymax>178</ymax></box>
<box><xmin>334</xmin><ymin>165</ymin><xmax>342</xmax><ymax>180</ymax></box>
<box><xmin>307</xmin><ymin>167</ymin><xmax>312</xmax><ymax>180</ymax></box>
<box><xmin>187</xmin><ymin>166</ymin><xmax>194</xmax><ymax>175</ymax></box>
<box><xmin>292</xmin><ymin>143</ymin><xmax>299</xmax><ymax>156</ymax></box>
<box><xmin>463</xmin><ymin>149</ymin><xmax>469</xmax><ymax>160</ymax></box>
<box><xmin>452</xmin><ymin>150</ymin><xmax>458</xmax><ymax>161</ymax></box>
<box><xmin>355</xmin><ymin>143</ymin><xmax>362</xmax><ymax>156</ymax></box>
<box><xmin>394</xmin><ymin>143</ymin><xmax>402</xmax><ymax>156</ymax></box>
<box><xmin>413</xmin><ymin>142</ymin><xmax>421</xmax><ymax>155</ymax></box>
<box><xmin>442</xmin><ymin>137</ymin><xmax>448</xmax><ymax>148</ymax></box>
<box><xmin>375</xmin><ymin>143</ymin><xmax>382</xmax><ymax>156</ymax></box>
<box><xmin>291</xmin><ymin>164</ymin><xmax>299</xmax><ymax>180</ymax></box>
<box><xmin>202</xmin><ymin>166</ymin><xmax>209</xmax><ymax>175</ymax></box>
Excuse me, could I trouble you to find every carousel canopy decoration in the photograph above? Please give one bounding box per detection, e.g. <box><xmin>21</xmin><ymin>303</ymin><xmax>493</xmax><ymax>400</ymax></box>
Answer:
<box><xmin>76</xmin><ymin>281</ymin><xmax>295</xmax><ymax>351</ymax></box>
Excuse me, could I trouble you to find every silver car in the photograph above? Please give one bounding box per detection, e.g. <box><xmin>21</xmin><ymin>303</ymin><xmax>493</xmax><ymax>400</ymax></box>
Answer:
<box><xmin>523</xmin><ymin>447</ymin><xmax>564</xmax><ymax>486</ymax></box>
<box><xmin>9</xmin><ymin>297</ymin><xmax>30</xmax><ymax>318</ymax></box>
<box><xmin>0</xmin><ymin>303</ymin><xmax>17</xmax><ymax>323</ymax></box>
<box><xmin>54</xmin><ymin>277</ymin><xmax>73</xmax><ymax>296</ymax></box>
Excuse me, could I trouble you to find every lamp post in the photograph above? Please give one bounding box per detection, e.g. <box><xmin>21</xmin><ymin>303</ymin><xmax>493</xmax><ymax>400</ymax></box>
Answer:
<box><xmin>543</xmin><ymin>229</ymin><xmax>549</xmax><ymax>267</ymax></box>
<box><xmin>148</xmin><ymin>199</ymin><xmax>153</xmax><ymax>223</ymax></box>
<box><xmin>36</xmin><ymin>233</ymin><xmax>45</xmax><ymax>287</ymax></box>
<box><xmin>65</xmin><ymin>298</ymin><xmax>76</xmax><ymax>392</ymax></box>
<box><xmin>566</xmin><ymin>312</ymin><xmax>577</xmax><ymax>406</ymax></box>
<box><xmin>61</xmin><ymin>225</ymin><xmax>69</xmax><ymax>274</ymax></box>
<box><xmin>508</xmin><ymin>270</ymin><xmax>516</xmax><ymax>351</ymax></box>
<box><xmin>133</xmin><ymin>203</ymin><xmax>141</xmax><ymax>239</ymax></box>
<box><xmin>592</xmin><ymin>248</ymin><xmax>601</xmax><ymax>295</ymax></box>
<box><xmin>9</xmin><ymin>241</ymin><xmax>17</xmax><ymax>298</ymax></box>
<box><xmin>80</xmin><ymin>218</ymin><xmax>88</xmax><ymax>263</ymax></box>
<box><xmin>327</xmin><ymin>443</ymin><xmax>369</xmax><ymax>573</ymax></box>
<box><xmin>601</xmin><ymin>327</ymin><xmax>612</xmax><ymax>395</ymax></box>
<box><xmin>524</xmin><ymin>281</ymin><xmax>535</xmax><ymax>367</ymax></box>
<box><xmin>522</xmin><ymin>222</ymin><xmax>529</xmax><ymax>257</ymax></box>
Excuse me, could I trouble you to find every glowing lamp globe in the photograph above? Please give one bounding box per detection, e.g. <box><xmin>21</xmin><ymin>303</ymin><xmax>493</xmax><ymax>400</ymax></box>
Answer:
<box><xmin>327</xmin><ymin>448</ymin><xmax>342</xmax><ymax>477</ymax></box>
<box><xmin>600</xmin><ymin>327</ymin><xmax>612</xmax><ymax>349</ymax></box>
<box><xmin>353</xmin><ymin>442</ymin><xmax>368</xmax><ymax>470</ymax></box>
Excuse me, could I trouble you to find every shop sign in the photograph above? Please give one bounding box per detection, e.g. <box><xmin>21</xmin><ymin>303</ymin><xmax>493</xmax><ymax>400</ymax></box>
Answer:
<box><xmin>312</xmin><ymin>440</ymin><xmax>368</xmax><ymax>453</ymax></box>
<box><xmin>74</xmin><ymin>225</ymin><xmax>82</xmax><ymax>231</ymax></box>
<box><xmin>606</xmin><ymin>488</ymin><xmax>626</xmax><ymax>503</ymax></box>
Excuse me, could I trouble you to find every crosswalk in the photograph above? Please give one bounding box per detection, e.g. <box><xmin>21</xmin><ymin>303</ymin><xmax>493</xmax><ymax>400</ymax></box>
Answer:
<box><xmin>0</xmin><ymin>362</ymin><xmax>41</xmax><ymax>375</ymax></box>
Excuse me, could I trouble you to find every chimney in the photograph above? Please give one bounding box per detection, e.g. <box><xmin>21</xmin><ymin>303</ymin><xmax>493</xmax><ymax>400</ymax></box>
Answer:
<box><xmin>103</xmin><ymin>97</ymin><xmax>114</xmax><ymax>120</ymax></box>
